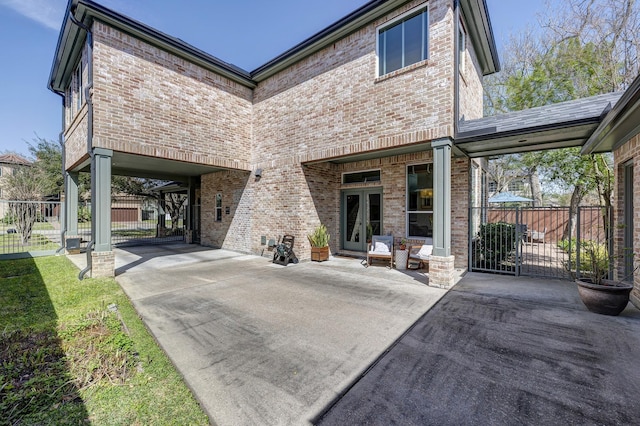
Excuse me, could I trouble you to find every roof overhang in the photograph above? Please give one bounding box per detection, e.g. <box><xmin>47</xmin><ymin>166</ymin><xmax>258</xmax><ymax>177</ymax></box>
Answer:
<box><xmin>582</xmin><ymin>75</ymin><xmax>640</xmax><ymax>154</ymax></box>
<box><xmin>253</xmin><ymin>0</ymin><xmax>500</xmax><ymax>80</ymax></box>
<box><xmin>456</xmin><ymin>92</ymin><xmax>622</xmax><ymax>158</ymax></box>
<box><xmin>49</xmin><ymin>0</ymin><xmax>254</xmax><ymax>94</ymax></box>
<box><xmin>50</xmin><ymin>0</ymin><xmax>500</xmax><ymax>91</ymax></box>
<box><xmin>459</xmin><ymin>0</ymin><xmax>500</xmax><ymax>75</ymax></box>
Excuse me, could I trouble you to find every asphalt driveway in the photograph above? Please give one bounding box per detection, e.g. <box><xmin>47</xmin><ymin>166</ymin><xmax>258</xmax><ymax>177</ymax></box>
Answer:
<box><xmin>111</xmin><ymin>244</ymin><xmax>449</xmax><ymax>425</ymax></box>
<box><xmin>317</xmin><ymin>272</ymin><xmax>640</xmax><ymax>425</ymax></box>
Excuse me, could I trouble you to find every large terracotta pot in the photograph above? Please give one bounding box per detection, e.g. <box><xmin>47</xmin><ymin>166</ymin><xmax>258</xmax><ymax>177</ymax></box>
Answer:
<box><xmin>575</xmin><ymin>279</ymin><xmax>633</xmax><ymax>316</ymax></box>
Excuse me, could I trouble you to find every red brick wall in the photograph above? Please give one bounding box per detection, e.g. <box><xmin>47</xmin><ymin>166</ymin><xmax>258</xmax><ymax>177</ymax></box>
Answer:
<box><xmin>91</xmin><ymin>23</ymin><xmax>254</xmax><ymax>170</ymax></box>
<box><xmin>614</xmin><ymin>134</ymin><xmax>640</xmax><ymax>301</ymax></box>
<box><xmin>252</xmin><ymin>0</ymin><xmax>456</xmax><ymax>170</ymax></box>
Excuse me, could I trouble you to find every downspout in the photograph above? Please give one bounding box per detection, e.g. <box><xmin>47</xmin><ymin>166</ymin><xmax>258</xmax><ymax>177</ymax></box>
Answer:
<box><xmin>70</xmin><ymin>8</ymin><xmax>96</xmax><ymax>280</ymax></box>
<box><xmin>56</xmin><ymin>123</ymin><xmax>67</xmax><ymax>254</ymax></box>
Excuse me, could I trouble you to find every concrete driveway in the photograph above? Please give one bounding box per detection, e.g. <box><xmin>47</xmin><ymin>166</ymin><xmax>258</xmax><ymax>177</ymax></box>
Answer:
<box><xmin>110</xmin><ymin>244</ymin><xmax>450</xmax><ymax>425</ymax></box>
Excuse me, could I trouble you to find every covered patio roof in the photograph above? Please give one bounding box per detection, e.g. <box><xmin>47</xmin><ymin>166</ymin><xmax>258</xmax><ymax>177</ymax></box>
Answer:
<box><xmin>70</xmin><ymin>151</ymin><xmax>230</xmax><ymax>182</ymax></box>
<box><xmin>455</xmin><ymin>92</ymin><xmax>622</xmax><ymax>158</ymax></box>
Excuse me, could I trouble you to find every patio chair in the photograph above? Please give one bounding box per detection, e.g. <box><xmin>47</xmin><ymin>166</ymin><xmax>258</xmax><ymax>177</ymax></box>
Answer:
<box><xmin>407</xmin><ymin>243</ymin><xmax>433</xmax><ymax>270</ymax></box>
<box><xmin>366</xmin><ymin>235</ymin><xmax>394</xmax><ymax>268</ymax></box>
<box><xmin>529</xmin><ymin>227</ymin><xmax>547</xmax><ymax>244</ymax></box>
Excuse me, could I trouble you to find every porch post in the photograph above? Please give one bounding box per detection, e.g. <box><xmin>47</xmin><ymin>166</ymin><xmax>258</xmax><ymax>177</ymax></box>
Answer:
<box><xmin>91</xmin><ymin>147</ymin><xmax>114</xmax><ymax>277</ymax></box>
<box><xmin>431</xmin><ymin>138</ymin><xmax>455</xmax><ymax>288</ymax></box>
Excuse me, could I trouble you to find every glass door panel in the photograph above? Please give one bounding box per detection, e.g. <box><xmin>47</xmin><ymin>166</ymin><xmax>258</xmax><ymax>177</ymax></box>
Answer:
<box><xmin>344</xmin><ymin>193</ymin><xmax>362</xmax><ymax>251</ymax></box>
<box><xmin>342</xmin><ymin>188</ymin><xmax>382</xmax><ymax>252</ymax></box>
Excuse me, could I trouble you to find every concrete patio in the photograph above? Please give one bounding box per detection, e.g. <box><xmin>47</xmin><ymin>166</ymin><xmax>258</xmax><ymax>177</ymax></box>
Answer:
<box><xmin>68</xmin><ymin>244</ymin><xmax>640</xmax><ymax>425</ymax></box>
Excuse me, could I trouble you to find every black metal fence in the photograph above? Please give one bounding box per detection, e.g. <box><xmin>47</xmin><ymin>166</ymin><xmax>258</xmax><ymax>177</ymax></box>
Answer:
<box><xmin>1</xmin><ymin>195</ymin><xmax>187</xmax><ymax>258</ymax></box>
<box><xmin>469</xmin><ymin>206</ymin><xmax>611</xmax><ymax>280</ymax></box>
<box><xmin>0</xmin><ymin>200</ymin><xmax>62</xmax><ymax>257</ymax></box>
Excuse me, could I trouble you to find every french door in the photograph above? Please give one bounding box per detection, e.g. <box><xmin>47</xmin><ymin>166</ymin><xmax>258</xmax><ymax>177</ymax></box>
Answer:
<box><xmin>341</xmin><ymin>188</ymin><xmax>383</xmax><ymax>252</ymax></box>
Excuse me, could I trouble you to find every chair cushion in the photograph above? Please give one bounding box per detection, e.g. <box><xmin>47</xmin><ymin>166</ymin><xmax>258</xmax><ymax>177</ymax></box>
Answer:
<box><xmin>411</xmin><ymin>244</ymin><xmax>432</xmax><ymax>259</ymax></box>
<box><xmin>372</xmin><ymin>241</ymin><xmax>390</xmax><ymax>253</ymax></box>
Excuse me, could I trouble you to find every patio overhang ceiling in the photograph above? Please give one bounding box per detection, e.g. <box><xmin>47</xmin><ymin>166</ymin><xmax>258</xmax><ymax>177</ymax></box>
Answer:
<box><xmin>582</xmin><ymin>75</ymin><xmax>640</xmax><ymax>154</ymax></box>
<box><xmin>455</xmin><ymin>92</ymin><xmax>623</xmax><ymax>158</ymax></box>
<box><xmin>71</xmin><ymin>152</ymin><xmax>230</xmax><ymax>182</ymax></box>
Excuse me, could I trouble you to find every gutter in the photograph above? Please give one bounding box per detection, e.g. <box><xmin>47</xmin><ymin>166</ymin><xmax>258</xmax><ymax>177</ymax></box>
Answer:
<box><xmin>70</xmin><ymin>7</ymin><xmax>96</xmax><ymax>279</ymax></box>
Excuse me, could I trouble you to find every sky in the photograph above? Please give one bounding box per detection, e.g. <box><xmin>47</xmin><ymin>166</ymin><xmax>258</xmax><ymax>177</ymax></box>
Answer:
<box><xmin>0</xmin><ymin>0</ymin><xmax>544</xmax><ymax>157</ymax></box>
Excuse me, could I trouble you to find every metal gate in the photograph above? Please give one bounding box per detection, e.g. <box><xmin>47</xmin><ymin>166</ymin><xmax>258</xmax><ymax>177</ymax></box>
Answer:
<box><xmin>469</xmin><ymin>206</ymin><xmax>611</xmax><ymax>279</ymax></box>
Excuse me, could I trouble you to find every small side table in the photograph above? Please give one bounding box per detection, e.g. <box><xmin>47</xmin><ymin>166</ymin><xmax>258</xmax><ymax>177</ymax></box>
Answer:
<box><xmin>395</xmin><ymin>249</ymin><xmax>408</xmax><ymax>270</ymax></box>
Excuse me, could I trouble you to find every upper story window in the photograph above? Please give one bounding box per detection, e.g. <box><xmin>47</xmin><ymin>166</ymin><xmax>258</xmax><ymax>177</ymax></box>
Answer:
<box><xmin>378</xmin><ymin>7</ymin><xmax>429</xmax><ymax>76</ymax></box>
<box><xmin>458</xmin><ymin>19</ymin><xmax>466</xmax><ymax>70</ymax></box>
<box><xmin>65</xmin><ymin>57</ymin><xmax>85</xmax><ymax>126</ymax></box>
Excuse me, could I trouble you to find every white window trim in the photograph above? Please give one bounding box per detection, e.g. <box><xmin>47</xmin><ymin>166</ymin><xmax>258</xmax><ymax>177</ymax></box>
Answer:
<box><xmin>215</xmin><ymin>193</ymin><xmax>222</xmax><ymax>222</ymax></box>
<box><xmin>458</xmin><ymin>18</ymin><xmax>466</xmax><ymax>71</ymax></box>
<box><xmin>376</xmin><ymin>4</ymin><xmax>429</xmax><ymax>78</ymax></box>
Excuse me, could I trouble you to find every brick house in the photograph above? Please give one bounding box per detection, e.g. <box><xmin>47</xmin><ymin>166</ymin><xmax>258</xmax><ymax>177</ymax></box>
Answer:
<box><xmin>49</xmin><ymin>0</ymin><xmax>499</xmax><ymax>284</ymax></box>
<box><xmin>0</xmin><ymin>153</ymin><xmax>31</xmax><ymax>218</ymax></box>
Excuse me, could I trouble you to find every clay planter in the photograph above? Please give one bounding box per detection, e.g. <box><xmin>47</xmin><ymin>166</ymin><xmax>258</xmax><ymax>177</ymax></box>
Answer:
<box><xmin>310</xmin><ymin>246</ymin><xmax>330</xmax><ymax>262</ymax></box>
<box><xmin>575</xmin><ymin>278</ymin><xmax>633</xmax><ymax>316</ymax></box>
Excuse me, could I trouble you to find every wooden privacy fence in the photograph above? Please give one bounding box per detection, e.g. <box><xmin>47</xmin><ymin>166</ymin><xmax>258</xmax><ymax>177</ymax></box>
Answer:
<box><xmin>486</xmin><ymin>206</ymin><xmax>606</xmax><ymax>243</ymax></box>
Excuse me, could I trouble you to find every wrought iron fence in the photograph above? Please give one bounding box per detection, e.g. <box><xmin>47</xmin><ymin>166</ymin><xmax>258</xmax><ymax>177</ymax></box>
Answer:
<box><xmin>1</xmin><ymin>195</ymin><xmax>187</xmax><ymax>257</ymax></box>
<box><xmin>0</xmin><ymin>200</ymin><xmax>62</xmax><ymax>256</ymax></box>
<box><xmin>469</xmin><ymin>206</ymin><xmax>611</xmax><ymax>280</ymax></box>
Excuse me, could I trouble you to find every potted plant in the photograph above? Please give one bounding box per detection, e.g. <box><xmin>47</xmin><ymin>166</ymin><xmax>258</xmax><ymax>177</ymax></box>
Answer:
<box><xmin>308</xmin><ymin>224</ymin><xmax>330</xmax><ymax>262</ymax></box>
<box><xmin>399</xmin><ymin>238</ymin><xmax>407</xmax><ymax>251</ymax></box>
<box><xmin>574</xmin><ymin>240</ymin><xmax>635</xmax><ymax>316</ymax></box>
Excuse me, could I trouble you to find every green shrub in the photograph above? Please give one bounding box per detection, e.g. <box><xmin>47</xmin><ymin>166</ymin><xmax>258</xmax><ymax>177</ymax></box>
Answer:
<box><xmin>474</xmin><ymin>222</ymin><xmax>516</xmax><ymax>270</ymax></box>
<box><xmin>307</xmin><ymin>224</ymin><xmax>330</xmax><ymax>248</ymax></box>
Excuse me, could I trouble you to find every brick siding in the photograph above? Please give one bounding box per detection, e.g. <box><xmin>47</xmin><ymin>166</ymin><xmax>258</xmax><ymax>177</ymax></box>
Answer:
<box><xmin>60</xmin><ymin>0</ymin><xmax>484</xmax><ymax>275</ymax></box>
<box><xmin>613</xmin><ymin>134</ymin><xmax>640</xmax><ymax>305</ymax></box>
<box><xmin>91</xmin><ymin>22</ymin><xmax>254</xmax><ymax>171</ymax></box>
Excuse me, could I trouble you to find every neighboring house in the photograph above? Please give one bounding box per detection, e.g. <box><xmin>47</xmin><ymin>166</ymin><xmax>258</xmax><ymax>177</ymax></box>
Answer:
<box><xmin>47</xmin><ymin>0</ymin><xmax>634</xmax><ymax>291</ymax></box>
<box><xmin>0</xmin><ymin>153</ymin><xmax>31</xmax><ymax>218</ymax></box>
<box><xmin>581</xmin><ymin>75</ymin><xmax>640</xmax><ymax>310</ymax></box>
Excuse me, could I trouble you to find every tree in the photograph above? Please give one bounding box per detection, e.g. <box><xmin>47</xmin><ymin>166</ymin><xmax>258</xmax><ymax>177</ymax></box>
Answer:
<box><xmin>112</xmin><ymin>176</ymin><xmax>186</xmax><ymax>233</ymax></box>
<box><xmin>5</xmin><ymin>163</ymin><xmax>49</xmax><ymax>244</ymax></box>
<box><xmin>484</xmin><ymin>0</ymin><xmax>638</xmax><ymax>222</ymax></box>
<box><xmin>25</xmin><ymin>136</ymin><xmax>90</xmax><ymax>199</ymax></box>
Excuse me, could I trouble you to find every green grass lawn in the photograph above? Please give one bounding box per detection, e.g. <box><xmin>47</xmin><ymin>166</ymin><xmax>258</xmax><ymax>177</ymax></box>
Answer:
<box><xmin>0</xmin><ymin>256</ymin><xmax>209</xmax><ymax>425</ymax></box>
<box><xmin>0</xmin><ymin>233</ymin><xmax>60</xmax><ymax>254</ymax></box>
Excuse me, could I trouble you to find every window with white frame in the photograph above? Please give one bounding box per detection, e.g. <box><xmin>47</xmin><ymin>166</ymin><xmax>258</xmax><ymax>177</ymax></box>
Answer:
<box><xmin>458</xmin><ymin>19</ymin><xmax>466</xmax><ymax>70</ymax></box>
<box><xmin>378</xmin><ymin>7</ymin><xmax>429</xmax><ymax>76</ymax></box>
<box><xmin>407</xmin><ymin>163</ymin><xmax>433</xmax><ymax>238</ymax></box>
<box><xmin>66</xmin><ymin>58</ymin><xmax>85</xmax><ymax>125</ymax></box>
<box><xmin>215</xmin><ymin>193</ymin><xmax>222</xmax><ymax>222</ymax></box>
